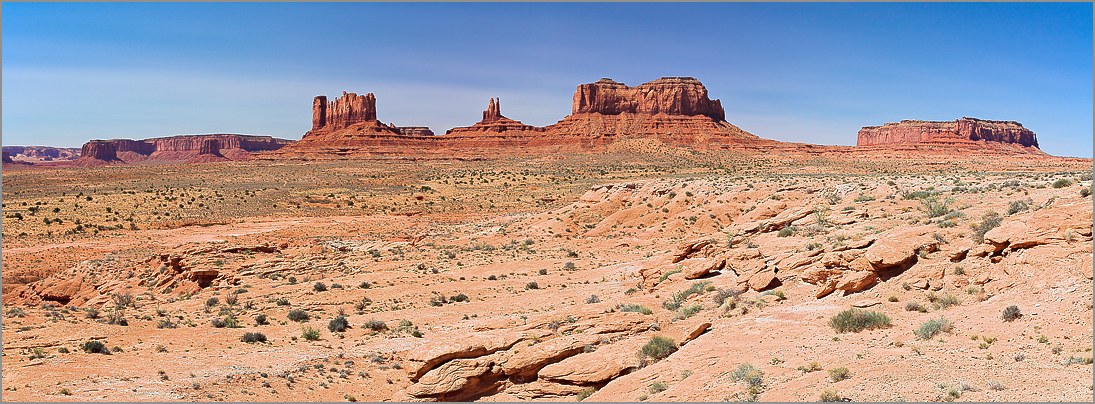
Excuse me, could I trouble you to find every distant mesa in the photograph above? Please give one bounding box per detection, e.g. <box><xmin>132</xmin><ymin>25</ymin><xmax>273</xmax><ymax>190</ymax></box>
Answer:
<box><xmin>2</xmin><ymin>146</ymin><xmax>81</xmax><ymax>163</ymax></box>
<box><xmin>857</xmin><ymin>117</ymin><xmax>1039</xmax><ymax>148</ymax></box>
<box><xmin>74</xmin><ymin>134</ymin><xmax>292</xmax><ymax>166</ymax></box>
<box><xmin>283</xmin><ymin>91</ymin><xmax>436</xmax><ymax>153</ymax></box>
<box><xmin>2</xmin><ymin>151</ymin><xmax>14</xmax><ymax>164</ymax></box>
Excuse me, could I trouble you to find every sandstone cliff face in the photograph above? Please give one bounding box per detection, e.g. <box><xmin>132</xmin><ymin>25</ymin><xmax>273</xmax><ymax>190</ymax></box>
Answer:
<box><xmin>572</xmin><ymin>77</ymin><xmax>725</xmax><ymax>121</ymax></box>
<box><xmin>310</xmin><ymin>92</ymin><xmax>378</xmax><ymax>133</ymax></box>
<box><xmin>857</xmin><ymin>117</ymin><xmax>1038</xmax><ymax>148</ymax></box>
<box><xmin>75</xmin><ymin>134</ymin><xmax>291</xmax><ymax>165</ymax></box>
<box><xmin>395</xmin><ymin>127</ymin><xmax>436</xmax><ymax>137</ymax></box>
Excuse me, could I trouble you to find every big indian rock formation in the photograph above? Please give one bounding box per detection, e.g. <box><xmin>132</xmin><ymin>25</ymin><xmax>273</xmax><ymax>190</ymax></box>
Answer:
<box><xmin>74</xmin><ymin>134</ymin><xmax>293</xmax><ymax>166</ymax></box>
<box><xmin>857</xmin><ymin>117</ymin><xmax>1039</xmax><ymax>148</ymax></box>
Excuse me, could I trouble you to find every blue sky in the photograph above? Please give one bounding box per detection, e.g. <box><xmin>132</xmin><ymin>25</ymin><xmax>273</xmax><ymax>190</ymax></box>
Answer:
<box><xmin>3</xmin><ymin>2</ymin><xmax>1091</xmax><ymax>157</ymax></box>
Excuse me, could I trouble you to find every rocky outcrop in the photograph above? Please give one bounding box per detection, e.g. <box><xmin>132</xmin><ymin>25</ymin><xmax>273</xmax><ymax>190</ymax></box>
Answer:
<box><xmin>282</xmin><ymin>77</ymin><xmax>768</xmax><ymax>155</ymax></box>
<box><xmin>445</xmin><ymin>98</ymin><xmax>544</xmax><ymax>136</ymax></box>
<box><xmin>571</xmin><ymin>77</ymin><xmax>725</xmax><ymax>120</ymax></box>
<box><xmin>74</xmin><ymin>134</ymin><xmax>291</xmax><ymax>165</ymax></box>
<box><xmin>857</xmin><ymin>117</ymin><xmax>1039</xmax><ymax>148</ymax></box>
<box><xmin>544</xmin><ymin>77</ymin><xmax>762</xmax><ymax>147</ymax></box>
<box><xmin>2</xmin><ymin>152</ymin><xmax>12</xmax><ymax>164</ymax></box>
<box><xmin>2</xmin><ymin>146</ymin><xmax>81</xmax><ymax>162</ymax></box>
<box><xmin>395</xmin><ymin>127</ymin><xmax>436</xmax><ymax>137</ymax></box>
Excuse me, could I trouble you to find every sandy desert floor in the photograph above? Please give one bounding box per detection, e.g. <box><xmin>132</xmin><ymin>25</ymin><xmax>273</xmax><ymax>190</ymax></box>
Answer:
<box><xmin>2</xmin><ymin>148</ymin><xmax>1092</xmax><ymax>402</ymax></box>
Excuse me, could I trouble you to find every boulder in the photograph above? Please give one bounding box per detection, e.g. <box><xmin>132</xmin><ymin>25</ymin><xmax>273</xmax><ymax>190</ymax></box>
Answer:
<box><xmin>681</xmin><ymin>258</ymin><xmax>725</xmax><ymax>279</ymax></box>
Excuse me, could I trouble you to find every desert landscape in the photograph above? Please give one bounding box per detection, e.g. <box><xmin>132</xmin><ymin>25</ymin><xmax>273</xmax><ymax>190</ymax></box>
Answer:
<box><xmin>2</xmin><ymin>74</ymin><xmax>1092</xmax><ymax>402</ymax></box>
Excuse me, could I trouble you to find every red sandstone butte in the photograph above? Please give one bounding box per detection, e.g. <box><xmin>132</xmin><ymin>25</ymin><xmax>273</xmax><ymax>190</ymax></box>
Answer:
<box><xmin>857</xmin><ymin>117</ymin><xmax>1039</xmax><ymax>148</ymax></box>
<box><xmin>544</xmin><ymin>77</ymin><xmax>763</xmax><ymax>146</ymax></box>
<box><xmin>74</xmin><ymin>134</ymin><xmax>292</xmax><ymax>165</ymax></box>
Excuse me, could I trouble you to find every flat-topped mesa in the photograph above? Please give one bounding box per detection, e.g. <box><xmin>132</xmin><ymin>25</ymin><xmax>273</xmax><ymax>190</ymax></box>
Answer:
<box><xmin>395</xmin><ymin>127</ymin><xmax>436</xmax><ymax>137</ymax></box>
<box><xmin>74</xmin><ymin>134</ymin><xmax>292</xmax><ymax>165</ymax></box>
<box><xmin>547</xmin><ymin>77</ymin><xmax>760</xmax><ymax>146</ymax></box>
<box><xmin>446</xmin><ymin>98</ymin><xmax>543</xmax><ymax>135</ymax></box>
<box><xmin>857</xmin><ymin>117</ymin><xmax>1039</xmax><ymax>148</ymax></box>
<box><xmin>572</xmin><ymin>77</ymin><xmax>726</xmax><ymax>121</ymax></box>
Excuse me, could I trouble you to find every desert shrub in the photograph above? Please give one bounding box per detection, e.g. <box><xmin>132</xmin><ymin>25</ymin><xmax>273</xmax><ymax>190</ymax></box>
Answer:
<box><xmin>829</xmin><ymin>309</ymin><xmax>891</xmax><ymax>333</ymax></box>
<box><xmin>525</xmin><ymin>282</ymin><xmax>539</xmax><ymax>290</ymax></box>
<box><xmin>586</xmin><ymin>295</ymin><xmax>601</xmax><ymax>304</ymax></box>
<box><xmin>905</xmin><ymin>301</ymin><xmax>928</xmax><ymax>313</ymax></box>
<box><xmin>797</xmin><ymin>361</ymin><xmax>823</xmax><ymax>373</ymax></box>
<box><xmin>640</xmin><ymin>336</ymin><xmax>678</xmax><ymax>361</ymax></box>
<box><xmin>82</xmin><ymin>340</ymin><xmax>111</xmax><ymax>355</ymax></box>
<box><xmin>563</xmin><ymin>262</ymin><xmax>577</xmax><ymax>270</ymax></box>
<box><xmin>358</xmin><ymin>281</ymin><xmax>371</xmax><ymax>289</ymax></box>
<box><xmin>363</xmin><ymin>319</ymin><xmax>388</xmax><ymax>332</ymax></box>
<box><xmin>576</xmin><ymin>387</ymin><xmax>597</xmax><ymax>401</ymax></box>
<box><xmin>1006</xmin><ymin>200</ymin><xmax>1030</xmax><ymax>215</ymax></box>
<box><xmin>1001</xmin><ymin>305</ymin><xmax>1022</xmax><ymax>321</ymax></box>
<box><xmin>1081</xmin><ymin>186</ymin><xmax>1092</xmax><ymax>198</ymax></box>
<box><xmin>972</xmin><ymin>212</ymin><xmax>1002</xmax><ymax>243</ymax></box>
<box><xmin>241</xmin><ymin>332</ymin><xmax>267</xmax><ymax>344</ymax></box>
<box><xmin>920</xmin><ymin>196</ymin><xmax>953</xmax><ymax>218</ymax></box>
<box><xmin>313</xmin><ymin>282</ymin><xmax>327</xmax><ymax>292</ymax></box>
<box><xmin>657</xmin><ymin>269</ymin><xmax>681</xmax><ymax>284</ymax></box>
<box><xmin>328</xmin><ymin>316</ymin><xmax>350</xmax><ymax>332</ymax></box>
<box><xmin>713</xmin><ymin>288</ymin><xmax>742</xmax><ymax>306</ymax></box>
<box><xmin>664</xmin><ymin>281</ymin><xmax>711</xmax><ymax>310</ymax></box>
<box><xmin>224</xmin><ymin>292</ymin><xmax>239</xmax><ymax>306</ymax></box>
<box><xmin>778</xmin><ymin>227</ymin><xmax>795</xmax><ymax>237</ymax></box>
<box><xmin>285</xmin><ymin>309</ymin><xmax>311</xmax><ymax>322</ymax></box>
<box><xmin>301</xmin><ymin>326</ymin><xmax>320</xmax><ymax>341</ymax></box>
<box><xmin>275</xmin><ymin>297</ymin><xmax>290</xmax><ymax>306</ymax></box>
<box><xmin>1052</xmin><ymin>178</ymin><xmax>1073</xmax><ymax>188</ymax></box>
<box><xmin>157</xmin><ymin>319</ymin><xmax>177</xmax><ymax>329</ymax></box>
<box><xmin>828</xmin><ymin>367</ymin><xmax>851</xmax><ymax>382</ymax></box>
<box><xmin>730</xmin><ymin>363</ymin><xmax>764</xmax><ymax>387</ymax></box>
<box><xmin>915</xmin><ymin>317</ymin><xmax>954</xmax><ymax>340</ymax></box>
<box><xmin>903</xmin><ymin>190</ymin><xmax>934</xmax><ymax>200</ymax></box>
<box><xmin>618</xmin><ymin>304</ymin><xmax>653</xmax><ymax>315</ymax></box>
<box><xmin>934</xmin><ymin>293</ymin><xmax>960</xmax><ymax>309</ymax></box>
<box><xmin>819</xmin><ymin>389</ymin><xmax>842</xmax><ymax>402</ymax></box>
<box><xmin>254</xmin><ymin>314</ymin><xmax>268</xmax><ymax>325</ymax></box>
<box><xmin>450</xmin><ymin>293</ymin><xmax>469</xmax><ymax>303</ymax></box>
<box><xmin>674</xmin><ymin>305</ymin><xmax>702</xmax><ymax>320</ymax></box>
<box><xmin>205</xmin><ymin>297</ymin><xmax>219</xmax><ymax>308</ymax></box>
<box><xmin>648</xmin><ymin>381</ymin><xmax>668</xmax><ymax>394</ymax></box>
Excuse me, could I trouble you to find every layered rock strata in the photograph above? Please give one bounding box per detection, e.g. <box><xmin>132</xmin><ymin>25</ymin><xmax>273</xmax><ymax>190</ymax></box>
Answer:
<box><xmin>857</xmin><ymin>117</ymin><xmax>1039</xmax><ymax>148</ymax></box>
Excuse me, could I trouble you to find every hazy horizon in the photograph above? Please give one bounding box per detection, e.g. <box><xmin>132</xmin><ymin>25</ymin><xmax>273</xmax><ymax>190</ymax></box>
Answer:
<box><xmin>3</xmin><ymin>2</ymin><xmax>1092</xmax><ymax>157</ymax></box>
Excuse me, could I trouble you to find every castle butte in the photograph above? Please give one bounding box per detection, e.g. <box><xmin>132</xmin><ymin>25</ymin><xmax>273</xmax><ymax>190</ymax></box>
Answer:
<box><xmin>73</xmin><ymin>134</ymin><xmax>293</xmax><ymax>166</ymax></box>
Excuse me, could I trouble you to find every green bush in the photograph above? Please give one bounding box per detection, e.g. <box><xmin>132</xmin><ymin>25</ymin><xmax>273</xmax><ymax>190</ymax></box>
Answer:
<box><xmin>1052</xmin><ymin>178</ymin><xmax>1073</xmax><ymax>188</ymax></box>
<box><xmin>576</xmin><ymin>387</ymin><xmax>597</xmax><ymax>401</ymax></box>
<box><xmin>829</xmin><ymin>309</ymin><xmax>891</xmax><ymax>333</ymax></box>
<box><xmin>973</xmin><ymin>212</ymin><xmax>1003</xmax><ymax>243</ymax></box>
<box><xmin>640</xmin><ymin>336</ymin><xmax>678</xmax><ymax>361</ymax></box>
<box><xmin>648</xmin><ymin>381</ymin><xmax>668</xmax><ymax>394</ymax></box>
<box><xmin>915</xmin><ymin>317</ymin><xmax>954</xmax><ymax>340</ymax></box>
<box><xmin>828</xmin><ymin>367</ymin><xmax>851</xmax><ymax>382</ymax></box>
<box><xmin>618</xmin><ymin>304</ymin><xmax>653</xmax><ymax>315</ymax></box>
<box><xmin>730</xmin><ymin>363</ymin><xmax>764</xmax><ymax>387</ymax></box>
<box><xmin>301</xmin><ymin>326</ymin><xmax>320</xmax><ymax>341</ymax></box>
<box><xmin>1006</xmin><ymin>200</ymin><xmax>1030</xmax><ymax>215</ymax></box>
<box><xmin>777</xmin><ymin>227</ymin><xmax>795</xmax><ymax>237</ymax></box>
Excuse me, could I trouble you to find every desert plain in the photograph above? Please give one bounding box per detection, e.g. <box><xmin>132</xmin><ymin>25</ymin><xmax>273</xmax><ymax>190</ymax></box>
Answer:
<box><xmin>2</xmin><ymin>142</ymin><xmax>1093</xmax><ymax>402</ymax></box>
